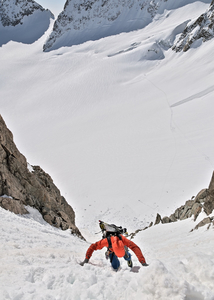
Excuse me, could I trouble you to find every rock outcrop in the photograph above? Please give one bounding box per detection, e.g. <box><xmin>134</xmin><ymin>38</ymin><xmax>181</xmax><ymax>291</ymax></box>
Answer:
<box><xmin>172</xmin><ymin>0</ymin><xmax>214</xmax><ymax>52</ymax></box>
<box><xmin>153</xmin><ymin>171</ymin><xmax>214</xmax><ymax>230</ymax></box>
<box><xmin>0</xmin><ymin>195</ymin><xmax>29</xmax><ymax>215</ymax></box>
<box><xmin>0</xmin><ymin>114</ymin><xmax>83</xmax><ymax>239</ymax></box>
<box><xmin>121</xmin><ymin>173</ymin><xmax>214</xmax><ymax>239</ymax></box>
<box><xmin>193</xmin><ymin>216</ymin><xmax>214</xmax><ymax>230</ymax></box>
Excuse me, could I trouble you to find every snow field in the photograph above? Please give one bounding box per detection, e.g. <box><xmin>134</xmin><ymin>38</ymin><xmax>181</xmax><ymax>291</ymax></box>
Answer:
<box><xmin>0</xmin><ymin>207</ymin><xmax>214</xmax><ymax>300</ymax></box>
<box><xmin>1</xmin><ymin>2</ymin><xmax>213</xmax><ymax>231</ymax></box>
<box><xmin>1</xmin><ymin>0</ymin><xmax>214</xmax><ymax>299</ymax></box>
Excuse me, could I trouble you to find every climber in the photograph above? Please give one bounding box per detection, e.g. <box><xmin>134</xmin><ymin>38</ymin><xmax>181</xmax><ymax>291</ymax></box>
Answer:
<box><xmin>80</xmin><ymin>221</ymin><xmax>148</xmax><ymax>271</ymax></box>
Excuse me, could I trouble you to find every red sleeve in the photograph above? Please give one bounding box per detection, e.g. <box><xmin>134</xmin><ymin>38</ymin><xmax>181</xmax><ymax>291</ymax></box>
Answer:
<box><xmin>122</xmin><ymin>236</ymin><xmax>146</xmax><ymax>264</ymax></box>
<box><xmin>86</xmin><ymin>238</ymin><xmax>109</xmax><ymax>260</ymax></box>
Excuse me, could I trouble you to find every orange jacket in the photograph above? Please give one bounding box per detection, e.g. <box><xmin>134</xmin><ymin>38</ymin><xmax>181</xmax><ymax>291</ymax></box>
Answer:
<box><xmin>86</xmin><ymin>235</ymin><xmax>146</xmax><ymax>264</ymax></box>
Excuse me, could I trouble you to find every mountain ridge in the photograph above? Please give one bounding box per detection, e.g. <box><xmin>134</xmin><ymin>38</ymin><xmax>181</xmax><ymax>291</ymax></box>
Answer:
<box><xmin>173</xmin><ymin>0</ymin><xmax>214</xmax><ymax>51</ymax></box>
<box><xmin>43</xmin><ymin>0</ymin><xmax>212</xmax><ymax>51</ymax></box>
<box><xmin>1</xmin><ymin>0</ymin><xmax>213</xmax><ymax>53</ymax></box>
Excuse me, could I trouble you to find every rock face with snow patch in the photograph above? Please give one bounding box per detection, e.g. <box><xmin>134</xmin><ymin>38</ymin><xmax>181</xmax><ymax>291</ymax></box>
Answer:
<box><xmin>0</xmin><ymin>0</ymin><xmax>54</xmax><ymax>46</ymax></box>
<box><xmin>0</xmin><ymin>195</ymin><xmax>29</xmax><ymax>214</ymax></box>
<box><xmin>129</xmin><ymin>173</ymin><xmax>214</xmax><ymax>237</ymax></box>
<box><xmin>193</xmin><ymin>216</ymin><xmax>214</xmax><ymax>230</ymax></box>
<box><xmin>0</xmin><ymin>114</ymin><xmax>83</xmax><ymax>239</ymax></box>
<box><xmin>156</xmin><ymin>171</ymin><xmax>214</xmax><ymax>228</ymax></box>
<box><xmin>43</xmin><ymin>0</ymin><xmax>188</xmax><ymax>51</ymax></box>
<box><xmin>172</xmin><ymin>0</ymin><xmax>214</xmax><ymax>52</ymax></box>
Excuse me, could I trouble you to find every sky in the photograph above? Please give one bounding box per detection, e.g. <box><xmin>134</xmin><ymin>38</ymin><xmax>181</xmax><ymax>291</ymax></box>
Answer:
<box><xmin>36</xmin><ymin>0</ymin><xmax>65</xmax><ymax>16</ymax></box>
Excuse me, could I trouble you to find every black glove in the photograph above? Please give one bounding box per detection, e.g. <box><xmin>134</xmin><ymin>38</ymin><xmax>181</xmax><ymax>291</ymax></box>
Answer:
<box><xmin>141</xmin><ymin>262</ymin><xmax>149</xmax><ymax>267</ymax></box>
<box><xmin>105</xmin><ymin>250</ymin><xmax>110</xmax><ymax>260</ymax></box>
<box><xmin>80</xmin><ymin>258</ymin><xmax>89</xmax><ymax>266</ymax></box>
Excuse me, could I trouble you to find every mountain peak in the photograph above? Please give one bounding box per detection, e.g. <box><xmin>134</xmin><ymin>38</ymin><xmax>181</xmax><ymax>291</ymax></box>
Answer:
<box><xmin>0</xmin><ymin>0</ymin><xmax>54</xmax><ymax>46</ymax></box>
<box><xmin>43</xmin><ymin>0</ymin><xmax>213</xmax><ymax>52</ymax></box>
<box><xmin>43</xmin><ymin>0</ymin><xmax>166</xmax><ymax>51</ymax></box>
<box><xmin>172</xmin><ymin>0</ymin><xmax>214</xmax><ymax>51</ymax></box>
<box><xmin>0</xmin><ymin>0</ymin><xmax>51</xmax><ymax>26</ymax></box>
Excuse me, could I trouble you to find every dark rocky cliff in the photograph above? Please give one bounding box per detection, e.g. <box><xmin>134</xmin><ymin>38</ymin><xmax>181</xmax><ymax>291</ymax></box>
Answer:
<box><xmin>0</xmin><ymin>114</ymin><xmax>83</xmax><ymax>239</ymax></box>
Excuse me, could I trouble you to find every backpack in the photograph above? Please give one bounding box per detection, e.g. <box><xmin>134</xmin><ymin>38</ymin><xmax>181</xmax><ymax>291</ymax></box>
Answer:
<box><xmin>99</xmin><ymin>220</ymin><xmax>128</xmax><ymax>257</ymax></box>
<box><xmin>99</xmin><ymin>220</ymin><xmax>127</xmax><ymax>236</ymax></box>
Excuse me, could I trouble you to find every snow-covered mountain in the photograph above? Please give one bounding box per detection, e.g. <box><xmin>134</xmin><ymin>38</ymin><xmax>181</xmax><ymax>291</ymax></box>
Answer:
<box><xmin>0</xmin><ymin>0</ymin><xmax>54</xmax><ymax>46</ymax></box>
<box><xmin>173</xmin><ymin>0</ymin><xmax>214</xmax><ymax>51</ymax></box>
<box><xmin>43</xmin><ymin>0</ymin><xmax>211</xmax><ymax>51</ymax></box>
<box><xmin>1</xmin><ymin>0</ymin><xmax>214</xmax><ymax>297</ymax></box>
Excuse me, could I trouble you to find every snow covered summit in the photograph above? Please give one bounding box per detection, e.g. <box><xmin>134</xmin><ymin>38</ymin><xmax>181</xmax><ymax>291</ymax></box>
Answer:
<box><xmin>173</xmin><ymin>0</ymin><xmax>214</xmax><ymax>51</ymax></box>
<box><xmin>0</xmin><ymin>0</ymin><xmax>54</xmax><ymax>46</ymax></box>
<box><xmin>43</xmin><ymin>0</ymin><xmax>211</xmax><ymax>52</ymax></box>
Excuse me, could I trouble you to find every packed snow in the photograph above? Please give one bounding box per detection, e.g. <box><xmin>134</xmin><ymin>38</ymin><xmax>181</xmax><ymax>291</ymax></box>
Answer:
<box><xmin>0</xmin><ymin>0</ymin><xmax>214</xmax><ymax>298</ymax></box>
<box><xmin>0</xmin><ymin>206</ymin><xmax>213</xmax><ymax>300</ymax></box>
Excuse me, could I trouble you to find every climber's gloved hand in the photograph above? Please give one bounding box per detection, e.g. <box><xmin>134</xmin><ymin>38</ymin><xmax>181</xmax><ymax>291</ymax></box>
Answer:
<box><xmin>80</xmin><ymin>258</ymin><xmax>89</xmax><ymax>266</ymax></box>
<box><xmin>105</xmin><ymin>250</ymin><xmax>110</xmax><ymax>260</ymax></box>
<box><xmin>141</xmin><ymin>262</ymin><xmax>149</xmax><ymax>267</ymax></box>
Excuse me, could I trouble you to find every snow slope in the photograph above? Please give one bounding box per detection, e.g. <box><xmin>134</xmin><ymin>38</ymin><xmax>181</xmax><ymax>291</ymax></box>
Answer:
<box><xmin>1</xmin><ymin>0</ymin><xmax>214</xmax><ymax>298</ymax></box>
<box><xmin>0</xmin><ymin>206</ymin><xmax>214</xmax><ymax>300</ymax></box>
<box><xmin>1</xmin><ymin>0</ymin><xmax>214</xmax><ymax>230</ymax></box>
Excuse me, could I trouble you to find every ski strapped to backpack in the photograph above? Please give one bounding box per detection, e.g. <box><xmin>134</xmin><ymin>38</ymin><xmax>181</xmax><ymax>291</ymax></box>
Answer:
<box><xmin>99</xmin><ymin>220</ymin><xmax>128</xmax><ymax>237</ymax></box>
<box><xmin>99</xmin><ymin>220</ymin><xmax>128</xmax><ymax>258</ymax></box>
